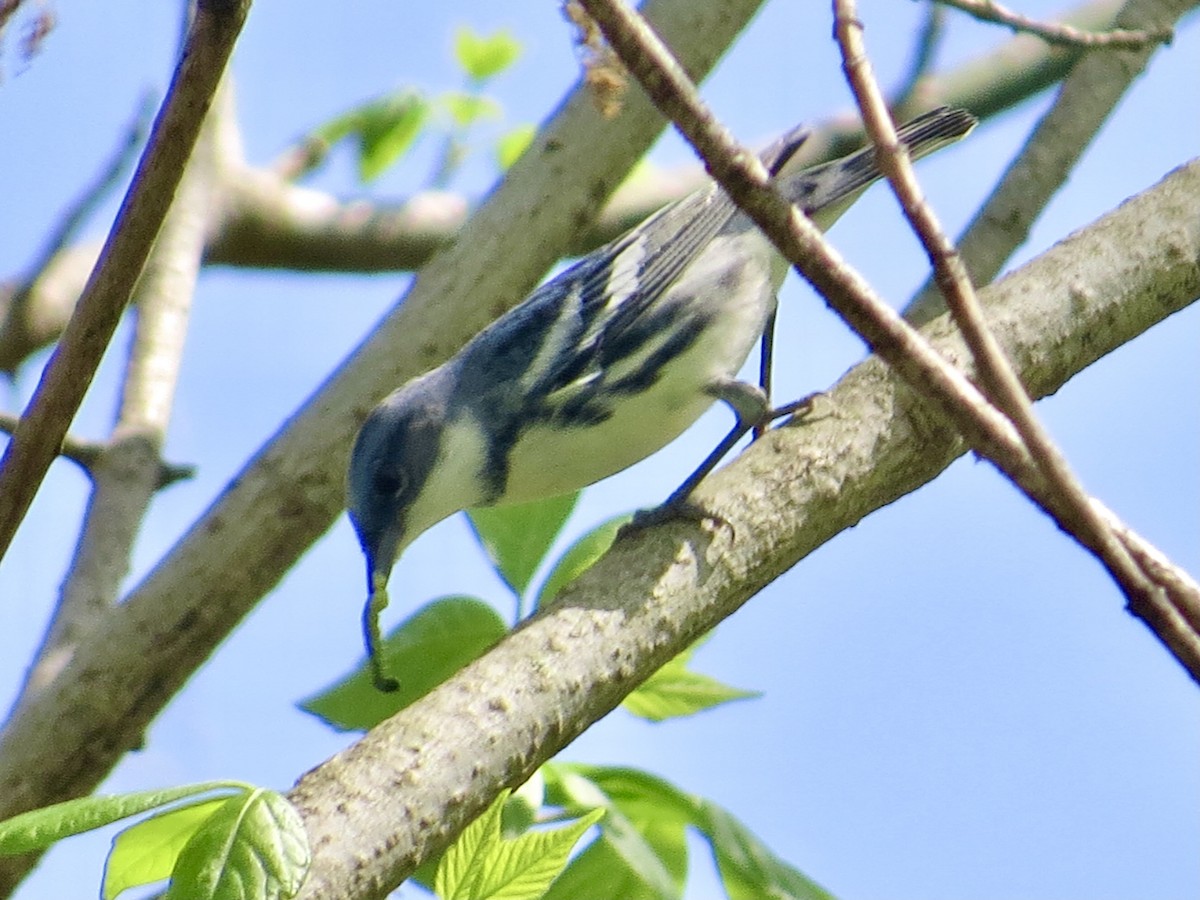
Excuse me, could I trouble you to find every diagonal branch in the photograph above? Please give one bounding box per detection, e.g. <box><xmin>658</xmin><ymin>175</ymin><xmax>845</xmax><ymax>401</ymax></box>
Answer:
<box><xmin>831</xmin><ymin>0</ymin><xmax>1167</xmax><ymax>641</ymax></box>
<box><xmin>573</xmin><ymin>0</ymin><xmax>1198</xmax><ymax>668</ymax></box>
<box><xmin>12</xmin><ymin>80</ymin><xmax>224</xmax><ymax>703</ymax></box>
<box><xmin>0</xmin><ymin>0</ymin><xmax>250</xmax><ymax>563</ymax></box>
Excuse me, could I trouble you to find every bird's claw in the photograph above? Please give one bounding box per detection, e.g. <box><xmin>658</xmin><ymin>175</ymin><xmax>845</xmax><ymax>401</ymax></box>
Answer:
<box><xmin>620</xmin><ymin>496</ymin><xmax>735</xmax><ymax>540</ymax></box>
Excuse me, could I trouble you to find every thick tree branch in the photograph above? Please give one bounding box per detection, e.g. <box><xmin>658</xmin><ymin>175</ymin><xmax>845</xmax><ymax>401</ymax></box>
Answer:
<box><xmin>287</xmin><ymin>161</ymin><xmax>1200</xmax><ymax>898</ymax></box>
<box><xmin>0</xmin><ymin>0</ymin><xmax>250</xmax><ymax>563</ymax></box>
<box><xmin>907</xmin><ymin>0</ymin><xmax>1200</xmax><ymax>323</ymax></box>
<box><xmin>0</xmin><ymin>0</ymin><xmax>772</xmax><ymax>893</ymax></box>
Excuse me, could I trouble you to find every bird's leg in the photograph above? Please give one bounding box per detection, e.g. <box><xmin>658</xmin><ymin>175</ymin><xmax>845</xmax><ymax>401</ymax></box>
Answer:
<box><xmin>754</xmin><ymin>308</ymin><xmax>778</xmax><ymax>441</ymax></box>
<box><xmin>625</xmin><ymin>378</ymin><xmax>815</xmax><ymax>535</ymax></box>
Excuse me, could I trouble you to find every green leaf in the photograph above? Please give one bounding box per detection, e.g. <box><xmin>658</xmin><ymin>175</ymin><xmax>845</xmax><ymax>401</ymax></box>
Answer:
<box><xmin>534</xmin><ymin>513</ymin><xmax>631</xmax><ymax>609</ymax></box>
<box><xmin>441</xmin><ymin>91</ymin><xmax>501</xmax><ymax>128</ymax></box>
<box><xmin>544</xmin><ymin>765</ymin><xmax>688</xmax><ymax>898</ymax></box>
<box><xmin>550</xmin><ymin>772</ymin><xmax>680</xmax><ymax>900</ymax></box>
<box><xmin>355</xmin><ymin>91</ymin><xmax>430</xmax><ymax>183</ymax></box>
<box><xmin>495</xmin><ymin>125</ymin><xmax>536</xmax><ymax>170</ymax></box>
<box><xmin>545</xmin><ymin>765</ymin><xmax>835</xmax><ymax>900</ymax></box>
<box><xmin>468</xmin><ymin>494</ymin><xmax>578</xmax><ymax>599</ymax></box>
<box><xmin>300</xmin><ymin>596</ymin><xmax>508</xmax><ymax>731</ymax></box>
<box><xmin>622</xmin><ymin>644</ymin><xmax>759</xmax><ymax>722</ymax></box>
<box><xmin>552</xmin><ymin>766</ymin><xmax>699</xmax><ymax>832</ymax></box>
<box><xmin>0</xmin><ymin>782</ymin><xmax>248</xmax><ymax>856</ymax></box>
<box><xmin>453</xmin><ymin>27</ymin><xmax>521</xmax><ymax>82</ymax></box>
<box><xmin>435</xmin><ymin>790</ymin><xmax>603</xmax><ymax>900</ymax></box>
<box><xmin>165</xmin><ymin>789</ymin><xmax>309</xmax><ymax>900</ymax></box>
<box><xmin>104</xmin><ymin>798</ymin><xmax>228</xmax><ymax>899</ymax></box>
<box><xmin>541</xmin><ymin>837</ymin><xmax>665</xmax><ymax>900</ymax></box>
<box><xmin>698</xmin><ymin>802</ymin><xmax>834</xmax><ymax>900</ymax></box>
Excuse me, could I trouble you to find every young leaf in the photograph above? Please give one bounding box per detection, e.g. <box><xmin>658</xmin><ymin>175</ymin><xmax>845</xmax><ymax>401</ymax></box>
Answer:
<box><xmin>550</xmin><ymin>765</ymin><xmax>699</xmax><ymax>831</ymax></box>
<box><xmin>104</xmin><ymin>798</ymin><xmax>228</xmax><ymax>900</ymax></box>
<box><xmin>435</xmin><ymin>790</ymin><xmax>507</xmax><ymax>900</ymax></box>
<box><xmin>541</xmin><ymin>837</ymin><xmax>667</xmax><ymax>900</ymax></box>
<box><xmin>621</xmin><ymin>647</ymin><xmax>760</xmax><ymax>722</ymax></box>
<box><xmin>165</xmin><ymin>789</ymin><xmax>309</xmax><ymax>900</ymax></box>
<box><xmin>435</xmin><ymin>790</ymin><xmax>603</xmax><ymax>900</ymax></box>
<box><xmin>453</xmin><ymin>27</ymin><xmax>521</xmax><ymax>82</ymax></box>
<box><xmin>355</xmin><ymin>91</ymin><xmax>430</xmax><ymax>182</ymax></box>
<box><xmin>534</xmin><ymin>513</ymin><xmax>631</xmax><ymax>609</ymax></box>
<box><xmin>544</xmin><ymin>766</ymin><xmax>686</xmax><ymax>898</ymax></box>
<box><xmin>441</xmin><ymin>92</ymin><xmax>501</xmax><ymax>128</ymax></box>
<box><xmin>545</xmin><ymin>765</ymin><xmax>833</xmax><ymax>900</ymax></box>
<box><xmin>300</xmin><ymin>596</ymin><xmax>508</xmax><ymax>732</ymax></box>
<box><xmin>0</xmin><ymin>782</ymin><xmax>247</xmax><ymax>856</ymax></box>
<box><xmin>468</xmin><ymin>493</ymin><xmax>578</xmax><ymax>599</ymax></box>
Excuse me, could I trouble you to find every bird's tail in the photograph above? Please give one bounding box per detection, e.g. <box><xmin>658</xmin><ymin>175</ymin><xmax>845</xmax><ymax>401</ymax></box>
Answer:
<box><xmin>780</xmin><ymin>106</ymin><xmax>977</xmax><ymax>230</ymax></box>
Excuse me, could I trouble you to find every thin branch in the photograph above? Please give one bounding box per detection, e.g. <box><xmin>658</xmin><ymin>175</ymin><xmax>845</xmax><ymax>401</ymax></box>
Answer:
<box><xmin>0</xmin><ymin>0</ymin><xmax>250</xmax><ymax>565</ymax></box>
<box><xmin>907</xmin><ymin>0</ymin><xmax>1198</xmax><ymax>323</ymax></box>
<box><xmin>0</xmin><ymin>410</ymin><xmax>194</xmax><ymax>488</ymax></box>
<box><xmin>0</xmin><ymin>100</ymin><xmax>151</xmax><ymax>378</ymax></box>
<box><xmin>934</xmin><ymin>0</ymin><xmax>1172</xmax><ymax>47</ymax></box>
<box><xmin>0</xmin><ymin>410</ymin><xmax>104</xmax><ymax>475</ymax></box>
<box><xmin>833</xmin><ymin>0</ymin><xmax>1164</xmax><ymax>620</ymax></box>
<box><xmin>573</xmin><ymin>0</ymin><xmax>1199</xmax><ymax>675</ymax></box>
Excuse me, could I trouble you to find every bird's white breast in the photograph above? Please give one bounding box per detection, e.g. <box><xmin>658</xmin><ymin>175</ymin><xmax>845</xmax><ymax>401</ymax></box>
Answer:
<box><xmin>497</xmin><ymin>229</ymin><xmax>781</xmax><ymax>505</ymax></box>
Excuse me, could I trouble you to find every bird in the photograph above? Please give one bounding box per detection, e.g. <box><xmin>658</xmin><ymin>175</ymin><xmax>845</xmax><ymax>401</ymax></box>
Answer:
<box><xmin>348</xmin><ymin>106</ymin><xmax>976</xmax><ymax>689</ymax></box>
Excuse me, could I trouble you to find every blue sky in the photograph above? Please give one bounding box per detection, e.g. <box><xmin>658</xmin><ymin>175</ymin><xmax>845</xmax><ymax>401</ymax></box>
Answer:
<box><xmin>0</xmin><ymin>1</ymin><xmax>1197</xmax><ymax>898</ymax></box>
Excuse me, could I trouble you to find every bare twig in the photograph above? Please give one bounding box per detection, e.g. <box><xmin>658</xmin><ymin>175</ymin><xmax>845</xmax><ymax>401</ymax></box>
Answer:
<box><xmin>935</xmin><ymin>0</ymin><xmax>1172</xmax><ymax>47</ymax></box>
<box><xmin>0</xmin><ymin>0</ymin><xmax>249</xmax><ymax>565</ymax></box>
<box><xmin>907</xmin><ymin>0</ymin><xmax>1197</xmax><ymax>324</ymax></box>
<box><xmin>0</xmin><ymin>411</ymin><xmax>193</xmax><ymax>488</ymax></box>
<box><xmin>0</xmin><ymin>98</ymin><xmax>153</xmax><ymax>376</ymax></box>
<box><xmin>574</xmin><ymin>0</ymin><xmax>1200</xmax><ymax>677</ymax></box>
<box><xmin>18</xmin><ymin>3</ymin><xmax>52</xmax><ymax>61</ymax></box>
<box><xmin>0</xmin><ymin>0</ymin><xmax>22</xmax><ymax>33</ymax></box>
<box><xmin>833</xmin><ymin>0</ymin><xmax>1196</xmax><ymax>663</ymax></box>
<box><xmin>0</xmin><ymin>410</ymin><xmax>103</xmax><ymax>475</ymax></box>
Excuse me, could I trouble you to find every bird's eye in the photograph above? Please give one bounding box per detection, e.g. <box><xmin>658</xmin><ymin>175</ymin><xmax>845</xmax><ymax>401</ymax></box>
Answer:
<box><xmin>373</xmin><ymin>469</ymin><xmax>408</xmax><ymax>500</ymax></box>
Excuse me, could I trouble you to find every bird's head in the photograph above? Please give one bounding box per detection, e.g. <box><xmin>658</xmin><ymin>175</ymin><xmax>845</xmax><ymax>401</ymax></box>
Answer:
<box><xmin>346</xmin><ymin>366</ymin><xmax>481</xmax><ymax>591</ymax></box>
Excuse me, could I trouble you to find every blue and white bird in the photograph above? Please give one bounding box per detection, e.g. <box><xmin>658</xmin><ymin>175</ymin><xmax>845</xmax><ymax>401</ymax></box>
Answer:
<box><xmin>348</xmin><ymin>106</ymin><xmax>975</xmax><ymax>689</ymax></box>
